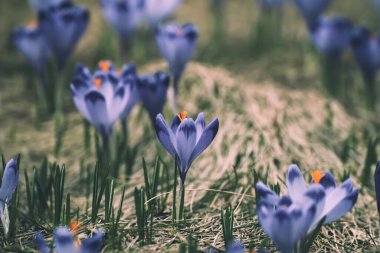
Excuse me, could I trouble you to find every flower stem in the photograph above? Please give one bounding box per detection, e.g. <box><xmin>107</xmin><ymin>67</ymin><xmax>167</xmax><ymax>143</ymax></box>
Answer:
<box><xmin>178</xmin><ymin>180</ymin><xmax>185</xmax><ymax>222</ymax></box>
<box><xmin>172</xmin><ymin>157</ymin><xmax>178</xmax><ymax>226</ymax></box>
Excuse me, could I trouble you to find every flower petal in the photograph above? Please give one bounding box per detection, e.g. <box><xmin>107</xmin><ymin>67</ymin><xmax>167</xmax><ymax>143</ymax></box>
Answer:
<box><xmin>35</xmin><ymin>232</ymin><xmax>49</xmax><ymax>253</ymax></box>
<box><xmin>170</xmin><ymin>115</ymin><xmax>181</xmax><ymax>133</ymax></box>
<box><xmin>84</xmin><ymin>91</ymin><xmax>111</xmax><ymax>135</ymax></box>
<box><xmin>54</xmin><ymin>227</ymin><xmax>75</xmax><ymax>253</ymax></box>
<box><xmin>194</xmin><ymin>112</ymin><xmax>205</xmax><ymax>141</ymax></box>
<box><xmin>256</xmin><ymin>182</ymin><xmax>280</xmax><ymax>205</ymax></box>
<box><xmin>79</xmin><ymin>230</ymin><xmax>105</xmax><ymax>253</ymax></box>
<box><xmin>0</xmin><ymin>159</ymin><xmax>19</xmax><ymax>205</ymax></box>
<box><xmin>155</xmin><ymin>114</ymin><xmax>177</xmax><ymax>158</ymax></box>
<box><xmin>286</xmin><ymin>164</ymin><xmax>307</xmax><ymax>202</ymax></box>
<box><xmin>189</xmin><ymin>118</ymin><xmax>219</xmax><ymax>165</ymax></box>
<box><xmin>176</xmin><ymin>118</ymin><xmax>197</xmax><ymax>177</ymax></box>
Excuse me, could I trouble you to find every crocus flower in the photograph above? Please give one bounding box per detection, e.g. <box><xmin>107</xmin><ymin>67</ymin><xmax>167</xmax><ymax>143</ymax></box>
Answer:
<box><xmin>257</xmin><ymin>164</ymin><xmax>359</xmax><ymax>230</ymax></box>
<box><xmin>0</xmin><ymin>159</ymin><xmax>20</xmax><ymax>219</ymax></box>
<box><xmin>137</xmin><ymin>71</ymin><xmax>169</xmax><ymax>123</ymax></box>
<box><xmin>142</xmin><ymin>0</ymin><xmax>183</xmax><ymax>27</ymax></box>
<box><xmin>70</xmin><ymin>60</ymin><xmax>133</xmax><ymax>137</ymax></box>
<box><xmin>36</xmin><ymin>227</ymin><xmax>104</xmax><ymax>253</ymax></box>
<box><xmin>12</xmin><ymin>20</ymin><xmax>51</xmax><ymax>73</ymax></box>
<box><xmin>226</xmin><ymin>240</ymin><xmax>245</xmax><ymax>253</ymax></box>
<box><xmin>293</xmin><ymin>0</ymin><xmax>331</xmax><ymax>25</ymax></box>
<box><xmin>38</xmin><ymin>1</ymin><xmax>89</xmax><ymax>69</ymax></box>
<box><xmin>156</xmin><ymin>22</ymin><xmax>199</xmax><ymax>98</ymax></box>
<box><xmin>120</xmin><ymin>63</ymin><xmax>140</xmax><ymax>121</ymax></box>
<box><xmin>100</xmin><ymin>0</ymin><xmax>144</xmax><ymax>46</ymax></box>
<box><xmin>375</xmin><ymin>161</ymin><xmax>380</xmax><ymax>216</ymax></box>
<box><xmin>309</xmin><ymin>16</ymin><xmax>352</xmax><ymax>59</ymax></box>
<box><xmin>257</xmin><ymin>195</ymin><xmax>317</xmax><ymax>253</ymax></box>
<box><xmin>351</xmin><ymin>27</ymin><xmax>380</xmax><ymax>83</ymax></box>
<box><xmin>155</xmin><ymin>112</ymin><xmax>219</xmax><ymax>182</ymax></box>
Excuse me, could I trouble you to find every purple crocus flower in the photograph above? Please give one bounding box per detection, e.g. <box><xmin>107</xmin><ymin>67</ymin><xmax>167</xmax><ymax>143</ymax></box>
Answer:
<box><xmin>351</xmin><ymin>27</ymin><xmax>380</xmax><ymax>83</ymax></box>
<box><xmin>257</xmin><ymin>195</ymin><xmax>317</xmax><ymax>253</ymax></box>
<box><xmin>0</xmin><ymin>159</ymin><xmax>19</xmax><ymax>219</ymax></box>
<box><xmin>375</xmin><ymin>161</ymin><xmax>380</xmax><ymax>217</ymax></box>
<box><xmin>70</xmin><ymin>60</ymin><xmax>134</xmax><ymax>137</ymax></box>
<box><xmin>137</xmin><ymin>71</ymin><xmax>169</xmax><ymax>123</ymax></box>
<box><xmin>293</xmin><ymin>0</ymin><xmax>331</xmax><ymax>25</ymax></box>
<box><xmin>12</xmin><ymin>21</ymin><xmax>51</xmax><ymax>73</ymax></box>
<box><xmin>120</xmin><ymin>63</ymin><xmax>140</xmax><ymax>122</ymax></box>
<box><xmin>156</xmin><ymin>22</ymin><xmax>199</xmax><ymax>99</ymax></box>
<box><xmin>38</xmin><ymin>1</ymin><xmax>89</xmax><ymax>69</ymax></box>
<box><xmin>309</xmin><ymin>16</ymin><xmax>352</xmax><ymax>59</ymax></box>
<box><xmin>257</xmin><ymin>165</ymin><xmax>359</xmax><ymax>230</ymax></box>
<box><xmin>100</xmin><ymin>0</ymin><xmax>144</xmax><ymax>45</ymax></box>
<box><xmin>142</xmin><ymin>0</ymin><xmax>183</xmax><ymax>27</ymax></box>
<box><xmin>155</xmin><ymin>112</ymin><xmax>219</xmax><ymax>182</ymax></box>
<box><xmin>36</xmin><ymin>227</ymin><xmax>104</xmax><ymax>253</ymax></box>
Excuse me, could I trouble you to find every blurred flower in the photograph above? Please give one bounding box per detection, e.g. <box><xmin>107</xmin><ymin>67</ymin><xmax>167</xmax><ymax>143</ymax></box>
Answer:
<box><xmin>293</xmin><ymin>0</ymin><xmax>331</xmax><ymax>25</ymax></box>
<box><xmin>38</xmin><ymin>1</ymin><xmax>89</xmax><ymax>69</ymax></box>
<box><xmin>70</xmin><ymin>60</ymin><xmax>133</xmax><ymax>137</ymax></box>
<box><xmin>120</xmin><ymin>64</ymin><xmax>140</xmax><ymax>121</ymax></box>
<box><xmin>257</xmin><ymin>164</ymin><xmax>359</xmax><ymax>230</ymax></box>
<box><xmin>156</xmin><ymin>22</ymin><xmax>199</xmax><ymax>97</ymax></box>
<box><xmin>142</xmin><ymin>0</ymin><xmax>183</xmax><ymax>27</ymax></box>
<box><xmin>210</xmin><ymin>0</ymin><xmax>225</xmax><ymax>9</ymax></box>
<box><xmin>309</xmin><ymin>16</ymin><xmax>352</xmax><ymax>58</ymax></box>
<box><xmin>155</xmin><ymin>112</ymin><xmax>219</xmax><ymax>182</ymax></box>
<box><xmin>36</xmin><ymin>227</ymin><xmax>104</xmax><ymax>253</ymax></box>
<box><xmin>375</xmin><ymin>161</ymin><xmax>380</xmax><ymax>217</ymax></box>
<box><xmin>100</xmin><ymin>0</ymin><xmax>144</xmax><ymax>43</ymax></box>
<box><xmin>12</xmin><ymin>20</ymin><xmax>51</xmax><ymax>73</ymax></box>
<box><xmin>30</xmin><ymin>0</ymin><xmax>67</xmax><ymax>10</ymax></box>
<box><xmin>351</xmin><ymin>27</ymin><xmax>380</xmax><ymax>82</ymax></box>
<box><xmin>257</xmin><ymin>195</ymin><xmax>317</xmax><ymax>253</ymax></box>
<box><xmin>226</xmin><ymin>240</ymin><xmax>244</xmax><ymax>253</ymax></box>
<box><xmin>0</xmin><ymin>159</ymin><xmax>19</xmax><ymax>219</ymax></box>
<box><xmin>137</xmin><ymin>71</ymin><xmax>169</xmax><ymax>122</ymax></box>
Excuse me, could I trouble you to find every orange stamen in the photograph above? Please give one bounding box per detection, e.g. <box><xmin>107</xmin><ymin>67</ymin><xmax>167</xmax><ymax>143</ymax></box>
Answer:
<box><xmin>26</xmin><ymin>20</ymin><xmax>37</xmax><ymax>29</ymax></box>
<box><xmin>98</xmin><ymin>60</ymin><xmax>112</xmax><ymax>72</ymax></box>
<box><xmin>70</xmin><ymin>220</ymin><xmax>80</xmax><ymax>234</ymax></box>
<box><xmin>311</xmin><ymin>170</ymin><xmax>325</xmax><ymax>184</ymax></box>
<box><xmin>176</xmin><ymin>111</ymin><xmax>188</xmax><ymax>122</ymax></box>
<box><xmin>93</xmin><ymin>78</ymin><xmax>102</xmax><ymax>89</ymax></box>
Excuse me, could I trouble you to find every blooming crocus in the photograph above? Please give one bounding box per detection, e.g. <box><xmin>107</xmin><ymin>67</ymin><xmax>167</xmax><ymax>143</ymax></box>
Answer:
<box><xmin>12</xmin><ymin>20</ymin><xmax>51</xmax><ymax>73</ymax></box>
<box><xmin>309</xmin><ymin>16</ymin><xmax>352</xmax><ymax>59</ymax></box>
<box><xmin>137</xmin><ymin>71</ymin><xmax>169</xmax><ymax>123</ymax></box>
<box><xmin>257</xmin><ymin>195</ymin><xmax>317</xmax><ymax>253</ymax></box>
<box><xmin>142</xmin><ymin>0</ymin><xmax>183</xmax><ymax>28</ymax></box>
<box><xmin>351</xmin><ymin>27</ymin><xmax>380</xmax><ymax>83</ymax></box>
<box><xmin>100</xmin><ymin>0</ymin><xmax>144</xmax><ymax>52</ymax></box>
<box><xmin>36</xmin><ymin>227</ymin><xmax>104</xmax><ymax>253</ymax></box>
<box><xmin>70</xmin><ymin>60</ymin><xmax>133</xmax><ymax>138</ymax></box>
<box><xmin>155</xmin><ymin>112</ymin><xmax>219</xmax><ymax>183</ymax></box>
<box><xmin>156</xmin><ymin>22</ymin><xmax>199</xmax><ymax>99</ymax></box>
<box><xmin>38</xmin><ymin>1</ymin><xmax>89</xmax><ymax>69</ymax></box>
<box><xmin>293</xmin><ymin>0</ymin><xmax>331</xmax><ymax>26</ymax></box>
<box><xmin>0</xmin><ymin>159</ymin><xmax>20</xmax><ymax>219</ymax></box>
<box><xmin>257</xmin><ymin>164</ymin><xmax>359</xmax><ymax>230</ymax></box>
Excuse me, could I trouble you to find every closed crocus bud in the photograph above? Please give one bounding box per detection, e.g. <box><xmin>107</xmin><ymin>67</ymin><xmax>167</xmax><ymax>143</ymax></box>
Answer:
<box><xmin>12</xmin><ymin>20</ymin><xmax>51</xmax><ymax>73</ymax></box>
<box><xmin>38</xmin><ymin>1</ymin><xmax>89</xmax><ymax>69</ymax></box>
<box><xmin>351</xmin><ymin>27</ymin><xmax>380</xmax><ymax>82</ymax></box>
<box><xmin>142</xmin><ymin>0</ymin><xmax>183</xmax><ymax>28</ymax></box>
<box><xmin>0</xmin><ymin>159</ymin><xmax>19</xmax><ymax>218</ymax></box>
<box><xmin>70</xmin><ymin>60</ymin><xmax>134</xmax><ymax>137</ymax></box>
<box><xmin>137</xmin><ymin>71</ymin><xmax>170</xmax><ymax>123</ymax></box>
<box><xmin>309</xmin><ymin>16</ymin><xmax>352</xmax><ymax>59</ymax></box>
<box><xmin>120</xmin><ymin>63</ymin><xmax>140</xmax><ymax>121</ymax></box>
<box><xmin>100</xmin><ymin>0</ymin><xmax>144</xmax><ymax>43</ymax></box>
<box><xmin>293</xmin><ymin>0</ymin><xmax>331</xmax><ymax>25</ymax></box>
<box><xmin>156</xmin><ymin>22</ymin><xmax>199</xmax><ymax>97</ymax></box>
<box><xmin>155</xmin><ymin>112</ymin><xmax>219</xmax><ymax>183</ymax></box>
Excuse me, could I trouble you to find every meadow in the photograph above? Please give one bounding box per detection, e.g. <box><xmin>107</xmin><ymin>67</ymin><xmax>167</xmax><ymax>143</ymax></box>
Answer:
<box><xmin>0</xmin><ymin>0</ymin><xmax>380</xmax><ymax>252</ymax></box>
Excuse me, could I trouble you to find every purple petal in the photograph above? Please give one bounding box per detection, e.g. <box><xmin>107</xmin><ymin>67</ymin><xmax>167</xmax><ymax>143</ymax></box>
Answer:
<box><xmin>155</xmin><ymin>114</ymin><xmax>177</xmax><ymax>158</ymax></box>
<box><xmin>35</xmin><ymin>232</ymin><xmax>49</xmax><ymax>253</ymax></box>
<box><xmin>0</xmin><ymin>159</ymin><xmax>19</xmax><ymax>205</ymax></box>
<box><xmin>54</xmin><ymin>227</ymin><xmax>75</xmax><ymax>253</ymax></box>
<box><xmin>79</xmin><ymin>230</ymin><xmax>105</xmax><ymax>253</ymax></box>
<box><xmin>194</xmin><ymin>112</ymin><xmax>205</xmax><ymax>141</ymax></box>
<box><xmin>176</xmin><ymin>118</ymin><xmax>197</xmax><ymax>176</ymax></box>
<box><xmin>286</xmin><ymin>164</ymin><xmax>307</xmax><ymax>202</ymax></box>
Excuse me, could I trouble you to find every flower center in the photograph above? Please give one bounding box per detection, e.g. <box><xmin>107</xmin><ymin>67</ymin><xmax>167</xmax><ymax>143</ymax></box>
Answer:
<box><xmin>70</xmin><ymin>220</ymin><xmax>80</xmax><ymax>234</ymax></box>
<box><xmin>311</xmin><ymin>170</ymin><xmax>325</xmax><ymax>184</ymax></box>
<box><xmin>176</xmin><ymin>111</ymin><xmax>187</xmax><ymax>122</ymax></box>
<box><xmin>26</xmin><ymin>20</ymin><xmax>37</xmax><ymax>29</ymax></box>
<box><xmin>98</xmin><ymin>60</ymin><xmax>112</xmax><ymax>72</ymax></box>
<box><xmin>93</xmin><ymin>78</ymin><xmax>102</xmax><ymax>89</ymax></box>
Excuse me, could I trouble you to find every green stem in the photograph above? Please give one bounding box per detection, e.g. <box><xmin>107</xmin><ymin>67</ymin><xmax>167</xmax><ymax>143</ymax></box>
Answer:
<box><xmin>172</xmin><ymin>158</ymin><xmax>178</xmax><ymax>226</ymax></box>
<box><xmin>178</xmin><ymin>180</ymin><xmax>185</xmax><ymax>222</ymax></box>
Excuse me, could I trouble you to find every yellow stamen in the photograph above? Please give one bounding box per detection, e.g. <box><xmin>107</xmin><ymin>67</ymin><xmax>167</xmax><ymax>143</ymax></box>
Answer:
<box><xmin>93</xmin><ymin>78</ymin><xmax>102</xmax><ymax>89</ymax></box>
<box><xmin>311</xmin><ymin>170</ymin><xmax>325</xmax><ymax>184</ymax></box>
<box><xmin>98</xmin><ymin>60</ymin><xmax>112</xmax><ymax>72</ymax></box>
<box><xmin>176</xmin><ymin>111</ymin><xmax>187</xmax><ymax>122</ymax></box>
<box><xmin>26</xmin><ymin>20</ymin><xmax>37</xmax><ymax>29</ymax></box>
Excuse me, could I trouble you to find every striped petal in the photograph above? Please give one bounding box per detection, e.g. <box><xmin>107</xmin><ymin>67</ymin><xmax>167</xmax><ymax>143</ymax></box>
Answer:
<box><xmin>286</xmin><ymin>164</ymin><xmax>307</xmax><ymax>202</ymax></box>
<box><xmin>155</xmin><ymin>114</ymin><xmax>177</xmax><ymax>158</ymax></box>
<box><xmin>54</xmin><ymin>227</ymin><xmax>75</xmax><ymax>253</ymax></box>
<box><xmin>0</xmin><ymin>159</ymin><xmax>19</xmax><ymax>205</ymax></box>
